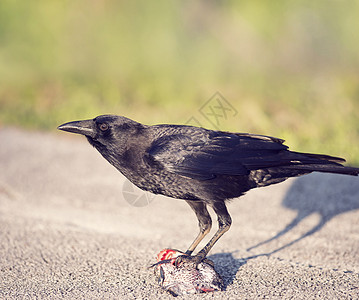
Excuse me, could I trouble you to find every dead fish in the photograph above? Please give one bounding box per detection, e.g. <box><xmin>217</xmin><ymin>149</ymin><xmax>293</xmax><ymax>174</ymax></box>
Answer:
<box><xmin>152</xmin><ymin>249</ymin><xmax>224</xmax><ymax>296</ymax></box>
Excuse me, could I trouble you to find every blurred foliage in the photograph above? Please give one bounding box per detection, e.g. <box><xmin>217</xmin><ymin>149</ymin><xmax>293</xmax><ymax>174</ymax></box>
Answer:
<box><xmin>0</xmin><ymin>0</ymin><xmax>358</xmax><ymax>164</ymax></box>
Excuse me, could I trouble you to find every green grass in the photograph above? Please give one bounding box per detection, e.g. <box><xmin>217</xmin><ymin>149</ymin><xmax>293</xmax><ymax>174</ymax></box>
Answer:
<box><xmin>0</xmin><ymin>1</ymin><xmax>358</xmax><ymax>165</ymax></box>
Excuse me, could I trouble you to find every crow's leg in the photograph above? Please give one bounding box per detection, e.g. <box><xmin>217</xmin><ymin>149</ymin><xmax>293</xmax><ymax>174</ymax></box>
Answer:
<box><xmin>196</xmin><ymin>201</ymin><xmax>232</xmax><ymax>260</ymax></box>
<box><xmin>184</xmin><ymin>200</ymin><xmax>212</xmax><ymax>256</ymax></box>
<box><xmin>177</xmin><ymin>201</ymin><xmax>232</xmax><ymax>267</ymax></box>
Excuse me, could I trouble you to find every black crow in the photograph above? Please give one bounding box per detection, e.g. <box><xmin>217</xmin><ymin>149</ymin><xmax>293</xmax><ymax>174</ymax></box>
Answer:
<box><xmin>58</xmin><ymin>115</ymin><xmax>359</xmax><ymax>266</ymax></box>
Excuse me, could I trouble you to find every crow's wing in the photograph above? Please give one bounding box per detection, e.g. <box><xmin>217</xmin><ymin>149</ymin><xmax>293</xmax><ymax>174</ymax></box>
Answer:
<box><xmin>146</xmin><ymin>128</ymin><xmax>291</xmax><ymax>180</ymax></box>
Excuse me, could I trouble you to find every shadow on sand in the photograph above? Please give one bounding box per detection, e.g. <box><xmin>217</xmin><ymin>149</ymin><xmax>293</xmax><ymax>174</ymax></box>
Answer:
<box><xmin>210</xmin><ymin>173</ymin><xmax>359</xmax><ymax>288</ymax></box>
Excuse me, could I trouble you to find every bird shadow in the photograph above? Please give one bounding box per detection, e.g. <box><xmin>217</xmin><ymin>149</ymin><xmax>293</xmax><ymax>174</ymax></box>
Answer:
<box><xmin>209</xmin><ymin>173</ymin><xmax>359</xmax><ymax>288</ymax></box>
<box><xmin>246</xmin><ymin>172</ymin><xmax>359</xmax><ymax>256</ymax></box>
<box><xmin>208</xmin><ymin>252</ymin><xmax>247</xmax><ymax>289</ymax></box>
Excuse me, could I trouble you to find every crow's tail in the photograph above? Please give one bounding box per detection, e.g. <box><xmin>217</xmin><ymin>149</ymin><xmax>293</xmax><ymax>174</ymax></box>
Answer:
<box><xmin>283</xmin><ymin>163</ymin><xmax>359</xmax><ymax>176</ymax></box>
<box><xmin>283</xmin><ymin>152</ymin><xmax>359</xmax><ymax>176</ymax></box>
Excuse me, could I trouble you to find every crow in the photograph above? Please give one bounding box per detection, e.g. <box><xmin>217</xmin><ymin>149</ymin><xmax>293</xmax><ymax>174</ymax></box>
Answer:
<box><xmin>58</xmin><ymin>115</ymin><xmax>359</xmax><ymax>266</ymax></box>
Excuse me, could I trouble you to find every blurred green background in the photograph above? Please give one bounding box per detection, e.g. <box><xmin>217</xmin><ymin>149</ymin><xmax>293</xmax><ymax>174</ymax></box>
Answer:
<box><xmin>0</xmin><ymin>1</ymin><xmax>358</xmax><ymax>164</ymax></box>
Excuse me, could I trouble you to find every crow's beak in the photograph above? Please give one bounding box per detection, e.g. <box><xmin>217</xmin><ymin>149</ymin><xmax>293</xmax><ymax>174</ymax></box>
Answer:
<box><xmin>57</xmin><ymin>119</ymin><xmax>96</xmax><ymax>138</ymax></box>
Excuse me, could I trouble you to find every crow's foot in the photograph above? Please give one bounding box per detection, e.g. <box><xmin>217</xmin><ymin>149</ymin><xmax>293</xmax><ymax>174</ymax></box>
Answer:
<box><xmin>175</xmin><ymin>254</ymin><xmax>214</xmax><ymax>268</ymax></box>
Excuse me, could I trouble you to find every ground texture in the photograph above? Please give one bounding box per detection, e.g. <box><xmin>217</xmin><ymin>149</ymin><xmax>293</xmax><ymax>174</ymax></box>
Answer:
<box><xmin>1</xmin><ymin>128</ymin><xmax>358</xmax><ymax>299</ymax></box>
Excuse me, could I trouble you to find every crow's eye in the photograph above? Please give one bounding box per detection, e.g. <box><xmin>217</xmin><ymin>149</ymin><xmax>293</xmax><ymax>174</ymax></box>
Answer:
<box><xmin>99</xmin><ymin>123</ymin><xmax>109</xmax><ymax>131</ymax></box>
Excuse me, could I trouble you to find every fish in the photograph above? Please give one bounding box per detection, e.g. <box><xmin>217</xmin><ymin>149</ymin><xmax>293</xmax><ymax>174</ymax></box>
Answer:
<box><xmin>152</xmin><ymin>249</ymin><xmax>224</xmax><ymax>296</ymax></box>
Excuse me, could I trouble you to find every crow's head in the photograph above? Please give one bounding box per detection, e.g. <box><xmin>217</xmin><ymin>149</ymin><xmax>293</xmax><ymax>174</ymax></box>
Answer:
<box><xmin>58</xmin><ymin>115</ymin><xmax>145</xmax><ymax>157</ymax></box>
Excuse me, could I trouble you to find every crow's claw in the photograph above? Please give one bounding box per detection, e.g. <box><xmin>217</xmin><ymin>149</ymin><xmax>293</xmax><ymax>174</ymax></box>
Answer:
<box><xmin>174</xmin><ymin>254</ymin><xmax>194</xmax><ymax>268</ymax></box>
<box><xmin>174</xmin><ymin>254</ymin><xmax>214</xmax><ymax>268</ymax></box>
<box><xmin>203</xmin><ymin>257</ymin><xmax>215</xmax><ymax>267</ymax></box>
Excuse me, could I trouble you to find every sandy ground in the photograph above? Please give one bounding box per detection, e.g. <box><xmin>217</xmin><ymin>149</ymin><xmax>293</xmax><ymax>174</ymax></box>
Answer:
<box><xmin>0</xmin><ymin>127</ymin><xmax>358</xmax><ymax>299</ymax></box>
